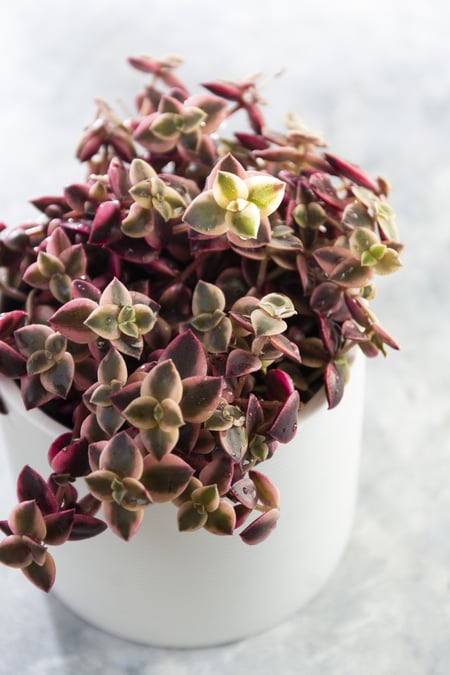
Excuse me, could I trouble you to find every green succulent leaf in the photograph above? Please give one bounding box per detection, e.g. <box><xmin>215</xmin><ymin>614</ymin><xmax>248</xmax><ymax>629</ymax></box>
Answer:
<box><xmin>180</xmin><ymin>376</ymin><xmax>223</xmax><ymax>423</ymax></box>
<box><xmin>140</xmin><ymin>359</ymin><xmax>183</xmax><ymax>403</ymax></box>
<box><xmin>40</xmin><ymin>354</ymin><xmax>75</xmax><ymax>398</ymax></box>
<box><xmin>140</xmin><ymin>425</ymin><xmax>179</xmax><ymax>459</ymax></box>
<box><xmin>183</xmin><ymin>191</ymin><xmax>228</xmax><ymax>236</ymax></box>
<box><xmin>10</xmin><ymin>500</ymin><xmax>46</xmax><ymax>540</ymax></box>
<box><xmin>213</xmin><ymin>171</ymin><xmax>248</xmax><ymax>209</ymax></box>
<box><xmin>84</xmin><ymin>305</ymin><xmax>121</xmax><ymax>340</ymax></box>
<box><xmin>225</xmin><ymin>201</ymin><xmax>260</xmax><ymax>239</ymax></box>
<box><xmin>245</xmin><ymin>175</ymin><xmax>285</xmax><ymax>217</ymax></box>
<box><xmin>177</xmin><ymin>502</ymin><xmax>208</xmax><ymax>531</ymax></box>
<box><xmin>204</xmin><ymin>500</ymin><xmax>236</xmax><ymax>535</ymax></box>
<box><xmin>27</xmin><ymin>350</ymin><xmax>54</xmax><ymax>376</ymax></box>
<box><xmin>103</xmin><ymin>501</ymin><xmax>144</xmax><ymax>540</ymax></box>
<box><xmin>251</xmin><ymin>308</ymin><xmax>287</xmax><ymax>337</ymax></box>
<box><xmin>141</xmin><ymin>454</ymin><xmax>194</xmax><ymax>502</ymax></box>
<box><xmin>99</xmin><ymin>431</ymin><xmax>144</xmax><ymax>478</ymax></box>
<box><xmin>85</xmin><ymin>469</ymin><xmax>116</xmax><ymax>501</ymax></box>
<box><xmin>192</xmin><ymin>280</ymin><xmax>226</xmax><ymax>315</ymax></box>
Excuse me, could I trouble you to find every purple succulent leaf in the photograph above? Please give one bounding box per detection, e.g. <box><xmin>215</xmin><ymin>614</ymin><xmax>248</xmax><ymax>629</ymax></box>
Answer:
<box><xmin>0</xmin><ymin>340</ymin><xmax>27</xmax><ymax>377</ymax></box>
<box><xmin>21</xmin><ymin>374</ymin><xmax>53</xmax><ymax>409</ymax></box>
<box><xmin>63</xmin><ymin>183</ymin><xmax>90</xmax><ymax>212</ymax></box>
<box><xmin>77</xmin><ymin>493</ymin><xmax>102</xmax><ymax>516</ymax></box>
<box><xmin>185</xmin><ymin>93</ymin><xmax>229</xmax><ymax>134</ymax></box>
<box><xmin>269</xmin><ymin>390</ymin><xmax>300</xmax><ymax>443</ymax></box>
<box><xmin>309</xmin><ymin>173</ymin><xmax>343</xmax><ymax>211</ymax></box>
<box><xmin>43</xmin><ymin>509</ymin><xmax>75</xmax><ymax>545</ymax></box>
<box><xmin>102</xmin><ymin>501</ymin><xmax>144</xmax><ymax>541</ymax></box>
<box><xmin>99</xmin><ymin>431</ymin><xmax>144</xmax><ymax>478</ymax></box>
<box><xmin>9</xmin><ymin>500</ymin><xmax>46</xmax><ymax>539</ymax></box>
<box><xmin>16</xmin><ymin>465</ymin><xmax>58</xmax><ymax>515</ymax></box>
<box><xmin>50</xmin><ymin>298</ymin><xmax>98</xmax><ymax>343</ymax></box>
<box><xmin>0</xmin><ymin>520</ymin><xmax>13</xmax><ymax>536</ymax></box>
<box><xmin>60</xmin><ymin>244</ymin><xmax>87</xmax><ymax>278</ymax></box>
<box><xmin>310</xmin><ymin>282</ymin><xmax>343</xmax><ymax>315</ymax></box>
<box><xmin>48</xmin><ymin>431</ymin><xmax>75</xmax><ymax>464</ymax></box>
<box><xmin>108</xmin><ymin>157</ymin><xmax>131</xmax><ymax>200</ymax></box>
<box><xmin>324</xmin><ymin>153</ymin><xmax>381</xmax><ymax>194</ymax></box>
<box><xmin>372</xmin><ymin>323</ymin><xmax>400</xmax><ymax>350</ymax></box>
<box><xmin>268</xmin><ymin>334</ymin><xmax>302</xmax><ymax>363</ymax></box>
<box><xmin>204</xmin><ymin>499</ymin><xmax>236</xmax><ymax>536</ymax></box>
<box><xmin>239</xmin><ymin>508</ymin><xmax>280</xmax><ymax>545</ymax></box>
<box><xmin>266</xmin><ymin>369</ymin><xmax>295</xmax><ymax>402</ymax></box>
<box><xmin>330</xmin><ymin>259</ymin><xmax>373</xmax><ymax>288</ymax></box>
<box><xmin>246</xmin><ymin>394</ymin><xmax>264</xmax><ymax>438</ymax></box>
<box><xmin>159</xmin><ymin>330</ymin><xmax>207</xmax><ymax>379</ymax></box>
<box><xmin>21</xmin><ymin>553</ymin><xmax>56</xmax><ymax>592</ymax></box>
<box><xmin>319</xmin><ymin>315</ymin><xmax>340</xmax><ymax>357</ymax></box>
<box><xmin>110</xmin><ymin>380</ymin><xmax>142</xmax><ymax>414</ymax></box>
<box><xmin>225</xmin><ymin>349</ymin><xmax>262</xmax><ymax>378</ymax></box>
<box><xmin>14</xmin><ymin>325</ymin><xmax>53</xmax><ymax>357</ymax></box>
<box><xmin>50</xmin><ymin>436</ymin><xmax>90</xmax><ymax>476</ymax></box>
<box><xmin>180</xmin><ymin>376</ymin><xmax>223</xmax><ymax>424</ymax></box>
<box><xmin>0</xmin><ymin>535</ymin><xmax>33</xmax><ymax>568</ymax></box>
<box><xmin>199</xmin><ymin>455</ymin><xmax>234</xmax><ymax>496</ymax></box>
<box><xmin>88</xmin><ymin>201</ymin><xmax>122</xmax><ymax>245</ymax></box>
<box><xmin>96</xmin><ymin>406</ymin><xmax>125</xmax><ymax>437</ymax></box>
<box><xmin>141</xmin><ymin>454</ymin><xmax>194</xmax><ymax>503</ymax></box>
<box><xmin>0</xmin><ymin>310</ymin><xmax>27</xmax><ymax>340</ymax></box>
<box><xmin>40</xmin><ymin>354</ymin><xmax>75</xmax><ymax>399</ymax></box>
<box><xmin>324</xmin><ymin>360</ymin><xmax>344</xmax><ymax>409</ymax></box>
<box><xmin>68</xmin><ymin>513</ymin><xmax>107</xmax><ymax>541</ymax></box>
<box><xmin>312</xmin><ymin>246</ymin><xmax>355</xmax><ymax>276</ymax></box>
<box><xmin>229</xmin><ymin>477</ymin><xmax>258</xmax><ymax>509</ymax></box>
<box><xmin>21</xmin><ymin>535</ymin><xmax>47</xmax><ymax>566</ymax></box>
<box><xmin>234</xmin><ymin>503</ymin><xmax>252</xmax><ymax>529</ymax></box>
<box><xmin>140</xmin><ymin>426</ymin><xmax>179</xmax><ymax>460</ymax></box>
<box><xmin>30</xmin><ymin>195</ymin><xmax>68</xmax><ymax>214</ymax></box>
<box><xmin>234</xmin><ymin>132</ymin><xmax>270</xmax><ymax>150</ymax></box>
<box><xmin>88</xmin><ymin>441</ymin><xmax>107</xmax><ymax>472</ymax></box>
<box><xmin>71</xmin><ymin>279</ymin><xmax>101</xmax><ymax>302</ymax></box>
<box><xmin>22</xmin><ymin>263</ymin><xmax>51</xmax><ymax>289</ymax></box>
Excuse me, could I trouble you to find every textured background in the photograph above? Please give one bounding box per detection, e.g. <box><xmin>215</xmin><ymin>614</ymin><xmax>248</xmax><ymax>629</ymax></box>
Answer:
<box><xmin>0</xmin><ymin>1</ymin><xmax>449</xmax><ymax>673</ymax></box>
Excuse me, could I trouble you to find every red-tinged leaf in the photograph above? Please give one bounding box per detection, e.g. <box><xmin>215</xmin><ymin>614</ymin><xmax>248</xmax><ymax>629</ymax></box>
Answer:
<box><xmin>22</xmin><ymin>553</ymin><xmax>56</xmax><ymax>592</ymax></box>
<box><xmin>240</xmin><ymin>508</ymin><xmax>280</xmax><ymax>545</ymax></box>
<box><xmin>225</xmin><ymin>349</ymin><xmax>261</xmax><ymax>378</ymax></box>
<box><xmin>324</xmin><ymin>361</ymin><xmax>344</xmax><ymax>409</ymax></box>
<box><xmin>229</xmin><ymin>477</ymin><xmax>257</xmax><ymax>509</ymax></box>
<box><xmin>50</xmin><ymin>437</ymin><xmax>90</xmax><ymax>477</ymax></box>
<box><xmin>22</xmin><ymin>535</ymin><xmax>47</xmax><ymax>565</ymax></box>
<box><xmin>30</xmin><ymin>195</ymin><xmax>68</xmax><ymax>214</ymax></box>
<box><xmin>319</xmin><ymin>315</ymin><xmax>340</xmax><ymax>356</ymax></box>
<box><xmin>342</xmin><ymin>319</ymin><xmax>367</xmax><ymax>342</ymax></box>
<box><xmin>234</xmin><ymin>132</ymin><xmax>270</xmax><ymax>150</ymax></box>
<box><xmin>69</xmin><ymin>513</ymin><xmax>107</xmax><ymax>541</ymax></box>
<box><xmin>71</xmin><ymin>279</ymin><xmax>101</xmax><ymax>302</ymax></box>
<box><xmin>344</xmin><ymin>292</ymin><xmax>373</xmax><ymax>328</ymax></box>
<box><xmin>201</xmin><ymin>80</ymin><xmax>242</xmax><ymax>100</ymax></box>
<box><xmin>110</xmin><ymin>381</ymin><xmax>142</xmax><ymax>414</ymax></box>
<box><xmin>269</xmin><ymin>390</ymin><xmax>300</xmax><ymax>443</ymax></box>
<box><xmin>17</xmin><ymin>466</ymin><xmax>58</xmax><ymax>515</ymax></box>
<box><xmin>50</xmin><ymin>298</ymin><xmax>98</xmax><ymax>343</ymax></box>
<box><xmin>234</xmin><ymin>503</ymin><xmax>252</xmax><ymax>528</ymax></box>
<box><xmin>249</xmin><ymin>470</ymin><xmax>280</xmax><ymax>508</ymax></box>
<box><xmin>99</xmin><ymin>431</ymin><xmax>143</xmax><ymax>479</ymax></box>
<box><xmin>9</xmin><ymin>500</ymin><xmax>46</xmax><ymax>539</ymax></box>
<box><xmin>77</xmin><ymin>493</ymin><xmax>102</xmax><ymax>517</ymax></box>
<box><xmin>14</xmin><ymin>325</ymin><xmax>53</xmax><ymax>357</ymax></box>
<box><xmin>185</xmin><ymin>93</ymin><xmax>228</xmax><ymax>134</ymax></box>
<box><xmin>269</xmin><ymin>334</ymin><xmax>302</xmax><ymax>363</ymax></box>
<box><xmin>266</xmin><ymin>369</ymin><xmax>294</xmax><ymax>402</ymax></box>
<box><xmin>44</xmin><ymin>509</ymin><xmax>75</xmax><ymax>545</ymax></box>
<box><xmin>309</xmin><ymin>173</ymin><xmax>344</xmax><ymax>211</ymax></box>
<box><xmin>253</xmin><ymin>147</ymin><xmax>302</xmax><ymax>162</ymax></box>
<box><xmin>372</xmin><ymin>323</ymin><xmax>400</xmax><ymax>350</ymax></box>
<box><xmin>330</xmin><ymin>259</ymin><xmax>373</xmax><ymax>288</ymax></box>
<box><xmin>159</xmin><ymin>330</ymin><xmax>207</xmax><ymax>379</ymax></box>
<box><xmin>40</xmin><ymin>355</ymin><xmax>75</xmax><ymax>399</ymax></box>
<box><xmin>0</xmin><ymin>535</ymin><xmax>33</xmax><ymax>568</ymax></box>
<box><xmin>63</xmin><ymin>183</ymin><xmax>90</xmax><ymax>212</ymax></box>
<box><xmin>0</xmin><ymin>520</ymin><xmax>13</xmax><ymax>536</ymax></box>
<box><xmin>246</xmin><ymin>393</ymin><xmax>264</xmax><ymax>438</ymax></box>
<box><xmin>313</xmin><ymin>246</ymin><xmax>355</xmax><ymax>276</ymax></box>
<box><xmin>0</xmin><ymin>340</ymin><xmax>27</xmax><ymax>377</ymax></box>
<box><xmin>88</xmin><ymin>200</ymin><xmax>122</xmax><ymax>245</ymax></box>
<box><xmin>204</xmin><ymin>499</ymin><xmax>236</xmax><ymax>535</ymax></box>
<box><xmin>206</xmin><ymin>153</ymin><xmax>248</xmax><ymax>189</ymax></box>
<box><xmin>141</xmin><ymin>454</ymin><xmax>194</xmax><ymax>503</ymax></box>
<box><xmin>181</xmin><ymin>376</ymin><xmax>223</xmax><ymax>423</ymax></box>
<box><xmin>324</xmin><ymin>153</ymin><xmax>381</xmax><ymax>194</ymax></box>
<box><xmin>246</xmin><ymin>103</ymin><xmax>265</xmax><ymax>134</ymax></box>
<box><xmin>310</xmin><ymin>282</ymin><xmax>343</xmax><ymax>315</ymax></box>
<box><xmin>199</xmin><ymin>456</ymin><xmax>234</xmax><ymax>496</ymax></box>
<box><xmin>0</xmin><ymin>310</ymin><xmax>27</xmax><ymax>339</ymax></box>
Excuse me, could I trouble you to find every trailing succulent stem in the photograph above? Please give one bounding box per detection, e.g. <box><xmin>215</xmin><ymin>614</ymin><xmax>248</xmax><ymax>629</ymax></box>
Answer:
<box><xmin>0</xmin><ymin>54</ymin><xmax>402</xmax><ymax>591</ymax></box>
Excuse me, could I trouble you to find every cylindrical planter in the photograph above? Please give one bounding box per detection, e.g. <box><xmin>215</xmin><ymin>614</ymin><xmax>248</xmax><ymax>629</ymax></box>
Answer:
<box><xmin>0</xmin><ymin>350</ymin><xmax>365</xmax><ymax>647</ymax></box>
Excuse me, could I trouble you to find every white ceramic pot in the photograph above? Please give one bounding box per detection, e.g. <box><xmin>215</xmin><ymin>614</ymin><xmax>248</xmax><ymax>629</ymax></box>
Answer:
<box><xmin>0</xmin><ymin>350</ymin><xmax>365</xmax><ymax>647</ymax></box>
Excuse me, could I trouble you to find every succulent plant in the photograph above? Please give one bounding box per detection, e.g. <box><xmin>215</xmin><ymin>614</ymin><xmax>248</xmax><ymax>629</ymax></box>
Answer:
<box><xmin>0</xmin><ymin>54</ymin><xmax>403</xmax><ymax>591</ymax></box>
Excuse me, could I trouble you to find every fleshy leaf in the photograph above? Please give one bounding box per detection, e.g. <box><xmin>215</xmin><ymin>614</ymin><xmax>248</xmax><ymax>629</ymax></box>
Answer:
<box><xmin>159</xmin><ymin>330</ymin><xmax>207</xmax><ymax>379</ymax></box>
<box><xmin>183</xmin><ymin>191</ymin><xmax>228</xmax><ymax>236</ymax></box>
<box><xmin>140</xmin><ymin>359</ymin><xmax>183</xmax><ymax>403</ymax></box>
<box><xmin>50</xmin><ymin>299</ymin><xmax>98</xmax><ymax>343</ymax></box>
<box><xmin>248</xmin><ymin>470</ymin><xmax>280</xmax><ymax>508</ymax></box>
<box><xmin>269</xmin><ymin>390</ymin><xmax>299</xmax><ymax>443</ymax></box>
<box><xmin>99</xmin><ymin>431</ymin><xmax>144</xmax><ymax>478</ymax></box>
<box><xmin>204</xmin><ymin>500</ymin><xmax>236</xmax><ymax>535</ymax></box>
<box><xmin>180</xmin><ymin>376</ymin><xmax>223</xmax><ymax>423</ymax></box>
<box><xmin>103</xmin><ymin>501</ymin><xmax>144</xmax><ymax>540</ymax></box>
<box><xmin>240</xmin><ymin>508</ymin><xmax>280</xmax><ymax>545</ymax></box>
<box><xmin>22</xmin><ymin>553</ymin><xmax>56</xmax><ymax>592</ymax></box>
<box><xmin>141</xmin><ymin>454</ymin><xmax>194</xmax><ymax>502</ymax></box>
<box><xmin>177</xmin><ymin>502</ymin><xmax>208</xmax><ymax>532</ymax></box>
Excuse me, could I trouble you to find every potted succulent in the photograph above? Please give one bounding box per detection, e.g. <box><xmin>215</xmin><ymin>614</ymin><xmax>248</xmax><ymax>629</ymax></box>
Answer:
<box><xmin>0</xmin><ymin>55</ymin><xmax>402</xmax><ymax>646</ymax></box>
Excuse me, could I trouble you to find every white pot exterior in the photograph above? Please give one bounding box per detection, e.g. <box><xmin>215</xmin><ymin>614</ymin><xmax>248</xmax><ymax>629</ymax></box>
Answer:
<box><xmin>0</xmin><ymin>351</ymin><xmax>365</xmax><ymax>647</ymax></box>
